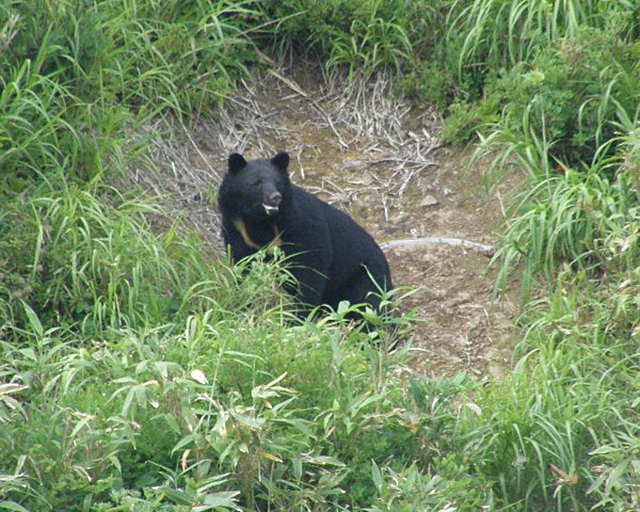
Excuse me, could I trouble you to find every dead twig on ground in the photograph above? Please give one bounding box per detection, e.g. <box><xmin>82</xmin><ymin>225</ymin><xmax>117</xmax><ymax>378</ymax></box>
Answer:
<box><xmin>381</xmin><ymin>237</ymin><xmax>496</xmax><ymax>257</ymax></box>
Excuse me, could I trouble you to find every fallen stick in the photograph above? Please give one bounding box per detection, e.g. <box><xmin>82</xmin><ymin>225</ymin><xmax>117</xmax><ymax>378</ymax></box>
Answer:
<box><xmin>380</xmin><ymin>237</ymin><xmax>496</xmax><ymax>257</ymax></box>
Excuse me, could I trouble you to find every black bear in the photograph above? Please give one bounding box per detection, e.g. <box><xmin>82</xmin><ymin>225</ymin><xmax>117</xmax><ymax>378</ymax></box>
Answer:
<box><xmin>218</xmin><ymin>151</ymin><xmax>393</xmax><ymax>318</ymax></box>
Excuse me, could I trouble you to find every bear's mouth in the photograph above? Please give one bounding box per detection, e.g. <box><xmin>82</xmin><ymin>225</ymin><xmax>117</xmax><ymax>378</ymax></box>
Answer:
<box><xmin>263</xmin><ymin>203</ymin><xmax>280</xmax><ymax>216</ymax></box>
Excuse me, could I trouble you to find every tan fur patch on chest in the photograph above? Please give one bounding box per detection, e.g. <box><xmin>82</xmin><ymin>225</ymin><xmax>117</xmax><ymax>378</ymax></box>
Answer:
<box><xmin>232</xmin><ymin>218</ymin><xmax>281</xmax><ymax>249</ymax></box>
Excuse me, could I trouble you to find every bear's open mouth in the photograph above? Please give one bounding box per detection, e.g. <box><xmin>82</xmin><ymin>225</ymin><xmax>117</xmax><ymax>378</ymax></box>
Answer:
<box><xmin>263</xmin><ymin>203</ymin><xmax>279</xmax><ymax>216</ymax></box>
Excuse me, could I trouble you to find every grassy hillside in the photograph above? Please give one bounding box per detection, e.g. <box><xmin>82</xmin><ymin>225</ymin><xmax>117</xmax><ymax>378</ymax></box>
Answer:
<box><xmin>1</xmin><ymin>1</ymin><xmax>639</xmax><ymax>510</ymax></box>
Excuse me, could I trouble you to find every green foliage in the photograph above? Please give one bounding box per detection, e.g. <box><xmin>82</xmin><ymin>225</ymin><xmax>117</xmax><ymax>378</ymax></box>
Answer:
<box><xmin>397</xmin><ymin>58</ymin><xmax>460</xmax><ymax>111</ymax></box>
<box><xmin>445</xmin><ymin>27</ymin><xmax>640</xmax><ymax>152</ymax></box>
<box><xmin>467</xmin><ymin>270</ymin><xmax>640</xmax><ymax>510</ymax></box>
<box><xmin>450</xmin><ymin>0</ymin><xmax>639</xmax><ymax>75</ymax></box>
<box><xmin>477</xmin><ymin>123</ymin><xmax>638</xmax><ymax>299</ymax></box>
<box><xmin>471</xmin><ymin>89</ymin><xmax>640</xmax><ymax>301</ymax></box>
<box><xmin>489</xmin><ymin>28</ymin><xmax>639</xmax><ymax>164</ymax></box>
<box><xmin>265</xmin><ymin>0</ymin><xmax>445</xmax><ymax>81</ymax></box>
<box><xmin>0</xmin><ymin>45</ymin><xmax>79</xmax><ymax>189</ymax></box>
<box><xmin>2</xmin><ymin>1</ymin><xmax>640</xmax><ymax>511</ymax></box>
<box><xmin>98</xmin><ymin>0</ymin><xmax>261</xmax><ymax>114</ymax></box>
<box><xmin>0</xmin><ymin>263</ymin><xmax>450</xmax><ymax>510</ymax></box>
<box><xmin>441</xmin><ymin>98</ymin><xmax>499</xmax><ymax>143</ymax></box>
<box><xmin>0</xmin><ymin>171</ymin><xmax>433</xmax><ymax>509</ymax></box>
<box><xmin>325</xmin><ymin>12</ymin><xmax>413</xmax><ymax>81</ymax></box>
<box><xmin>0</xmin><ymin>1</ymin><xmax>110</xmax><ymax>89</ymax></box>
<box><xmin>0</xmin><ymin>180</ymin><xmax>207</xmax><ymax>333</ymax></box>
<box><xmin>366</xmin><ymin>460</ymin><xmax>494</xmax><ymax>511</ymax></box>
<box><xmin>618</xmin><ymin>112</ymin><xmax>640</xmax><ymax>197</ymax></box>
<box><xmin>1</xmin><ymin>0</ymin><xmax>264</xmax><ymax>134</ymax></box>
<box><xmin>443</xmin><ymin>6</ymin><xmax>640</xmax><ymax>508</ymax></box>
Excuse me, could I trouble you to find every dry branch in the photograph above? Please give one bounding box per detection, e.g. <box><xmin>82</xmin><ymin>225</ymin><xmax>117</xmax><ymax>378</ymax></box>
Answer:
<box><xmin>381</xmin><ymin>237</ymin><xmax>496</xmax><ymax>257</ymax></box>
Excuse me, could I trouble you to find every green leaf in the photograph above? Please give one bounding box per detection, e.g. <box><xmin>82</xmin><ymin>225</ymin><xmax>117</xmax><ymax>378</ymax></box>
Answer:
<box><xmin>157</xmin><ymin>487</ymin><xmax>194</xmax><ymax>505</ymax></box>
<box><xmin>201</xmin><ymin>491</ymin><xmax>240</xmax><ymax>507</ymax></box>
<box><xmin>0</xmin><ymin>502</ymin><xmax>32</xmax><ymax>512</ymax></box>
<box><xmin>292</xmin><ymin>456</ymin><xmax>302</xmax><ymax>480</ymax></box>
<box><xmin>21</xmin><ymin>300</ymin><xmax>43</xmax><ymax>338</ymax></box>
<box><xmin>371</xmin><ymin>460</ymin><xmax>383</xmax><ymax>492</ymax></box>
<box><xmin>305</xmin><ymin>455</ymin><xmax>345</xmax><ymax>467</ymax></box>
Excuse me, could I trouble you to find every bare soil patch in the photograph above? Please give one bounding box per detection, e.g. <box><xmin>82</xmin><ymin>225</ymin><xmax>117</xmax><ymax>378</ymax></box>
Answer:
<box><xmin>130</xmin><ymin>67</ymin><xmax>518</xmax><ymax>378</ymax></box>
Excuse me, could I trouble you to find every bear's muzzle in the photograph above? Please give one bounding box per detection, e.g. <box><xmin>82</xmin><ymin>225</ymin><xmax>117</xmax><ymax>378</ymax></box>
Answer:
<box><xmin>262</xmin><ymin>191</ymin><xmax>282</xmax><ymax>216</ymax></box>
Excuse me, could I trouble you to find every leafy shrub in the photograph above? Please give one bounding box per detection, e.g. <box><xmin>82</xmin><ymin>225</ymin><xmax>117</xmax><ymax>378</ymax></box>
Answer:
<box><xmin>450</xmin><ymin>0</ymin><xmax>640</xmax><ymax>77</ymax></box>
<box><xmin>0</xmin><ymin>1</ymin><xmax>110</xmax><ymax>92</ymax></box>
<box><xmin>0</xmin><ymin>179</ymin><xmax>220</xmax><ymax>334</ymax></box>
<box><xmin>450</xmin><ymin>26</ymin><xmax>640</xmax><ymax>159</ymax></box>
<box><xmin>441</xmin><ymin>98</ymin><xmax>499</xmax><ymax>143</ymax></box>
<box><xmin>266</xmin><ymin>0</ymin><xmax>418</xmax><ymax>80</ymax></box>
<box><xmin>367</xmin><ymin>459</ymin><xmax>494</xmax><ymax>511</ymax></box>
<box><xmin>396</xmin><ymin>57</ymin><xmax>461</xmax><ymax>111</ymax></box>
<box><xmin>490</xmin><ymin>28</ymin><xmax>639</xmax><ymax>164</ymax></box>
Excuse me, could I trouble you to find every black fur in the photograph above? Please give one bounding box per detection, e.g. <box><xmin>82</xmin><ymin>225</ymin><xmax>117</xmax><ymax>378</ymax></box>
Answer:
<box><xmin>218</xmin><ymin>152</ymin><xmax>393</xmax><ymax>316</ymax></box>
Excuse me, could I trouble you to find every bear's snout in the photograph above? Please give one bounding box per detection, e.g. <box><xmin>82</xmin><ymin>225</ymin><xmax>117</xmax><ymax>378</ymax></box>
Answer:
<box><xmin>268</xmin><ymin>192</ymin><xmax>282</xmax><ymax>205</ymax></box>
<box><xmin>263</xmin><ymin>191</ymin><xmax>282</xmax><ymax>216</ymax></box>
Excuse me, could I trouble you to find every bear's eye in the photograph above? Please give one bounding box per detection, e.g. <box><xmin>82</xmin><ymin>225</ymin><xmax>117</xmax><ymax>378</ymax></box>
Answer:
<box><xmin>251</xmin><ymin>181</ymin><xmax>261</xmax><ymax>188</ymax></box>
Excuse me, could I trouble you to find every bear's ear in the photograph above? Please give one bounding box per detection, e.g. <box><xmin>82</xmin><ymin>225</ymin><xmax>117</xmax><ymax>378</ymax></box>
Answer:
<box><xmin>228</xmin><ymin>153</ymin><xmax>247</xmax><ymax>174</ymax></box>
<box><xmin>271</xmin><ymin>152</ymin><xmax>290</xmax><ymax>172</ymax></box>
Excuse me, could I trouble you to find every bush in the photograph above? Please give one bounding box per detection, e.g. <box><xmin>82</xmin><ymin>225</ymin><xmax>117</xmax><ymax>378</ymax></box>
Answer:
<box><xmin>488</xmin><ymin>28</ymin><xmax>640</xmax><ymax>164</ymax></box>
<box><xmin>446</xmin><ymin>28</ymin><xmax>640</xmax><ymax>156</ymax></box>
<box><xmin>0</xmin><ymin>178</ymin><xmax>221</xmax><ymax>334</ymax></box>
<box><xmin>266</xmin><ymin>0</ymin><xmax>425</xmax><ymax>80</ymax></box>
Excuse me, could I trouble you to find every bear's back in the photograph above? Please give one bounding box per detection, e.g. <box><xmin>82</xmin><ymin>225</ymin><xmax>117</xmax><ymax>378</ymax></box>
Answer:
<box><xmin>286</xmin><ymin>185</ymin><xmax>390</xmax><ymax>278</ymax></box>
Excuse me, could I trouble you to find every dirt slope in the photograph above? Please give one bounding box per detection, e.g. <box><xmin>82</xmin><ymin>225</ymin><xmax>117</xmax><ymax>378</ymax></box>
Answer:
<box><xmin>133</xmin><ymin>68</ymin><xmax>517</xmax><ymax>379</ymax></box>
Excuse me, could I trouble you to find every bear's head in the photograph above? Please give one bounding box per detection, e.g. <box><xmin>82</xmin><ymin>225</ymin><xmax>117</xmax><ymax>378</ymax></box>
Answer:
<box><xmin>219</xmin><ymin>152</ymin><xmax>292</xmax><ymax>221</ymax></box>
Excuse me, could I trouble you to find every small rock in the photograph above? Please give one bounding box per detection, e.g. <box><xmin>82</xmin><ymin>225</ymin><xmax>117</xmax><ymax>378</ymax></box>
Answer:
<box><xmin>415</xmin><ymin>288</ymin><xmax>447</xmax><ymax>301</ymax></box>
<box><xmin>488</xmin><ymin>363</ymin><xmax>506</xmax><ymax>381</ymax></box>
<box><xmin>457</xmin><ymin>291</ymin><xmax>472</xmax><ymax>304</ymax></box>
<box><xmin>419</xmin><ymin>195</ymin><xmax>439</xmax><ymax>207</ymax></box>
<box><xmin>344</xmin><ymin>160</ymin><xmax>367</xmax><ymax>171</ymax></box>
<box><xmin>431</xmin><ymin>288</ymin><xmax>447</xmax><ymax>300</ymax></box>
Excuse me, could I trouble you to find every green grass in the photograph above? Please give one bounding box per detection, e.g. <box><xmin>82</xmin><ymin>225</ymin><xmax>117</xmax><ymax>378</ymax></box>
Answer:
<box><xmin>1</xmin><ymin>0</ymin><xmax>640</xmax><ymax>510</ymax></box>
<box><xmin>98</xmin><ymin>0</ymin><xmax>262</xmax><ymax>115</ymax></box>
<box><xmin>0</xmin><ymin>206</ymin><xmax>430</xmax><ymax>509</ymax></box>
<box><xmin>473</xmin><ymin>92</ymin><xmax>640</xmax><ymax>299</ymax></box>
<box><xmin>449</xmin><ymin>0</ymin><xmax>639</xmax><ymax>75</ymax></box>
<box><xmin>0</xmin><ymin>43</ymin><xmax>80</xmax><ymax>187</ymax></box>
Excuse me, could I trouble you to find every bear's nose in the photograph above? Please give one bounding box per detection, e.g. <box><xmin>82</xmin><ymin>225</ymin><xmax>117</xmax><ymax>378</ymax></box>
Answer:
<box><xmin>269</xmin><ymin>192</ymin><xmax>282</xmax><ymax>205</ymax></box>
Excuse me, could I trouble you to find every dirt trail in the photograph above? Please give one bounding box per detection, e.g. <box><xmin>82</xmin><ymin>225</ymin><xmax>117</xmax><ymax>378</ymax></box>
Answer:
<box><xmin>134</xmin><ymin>68</ymin><xmax>517</xmax><ymax>379</ymax></box>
